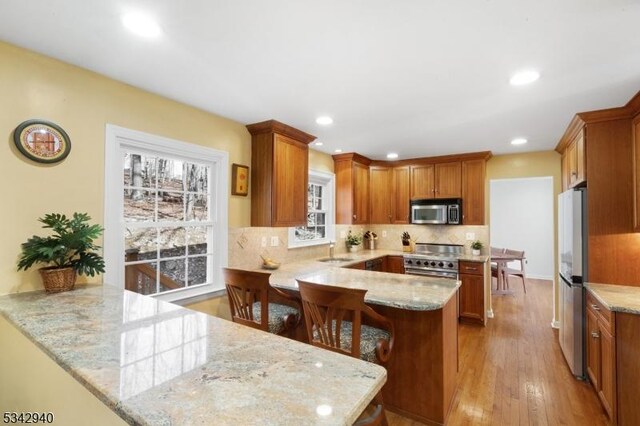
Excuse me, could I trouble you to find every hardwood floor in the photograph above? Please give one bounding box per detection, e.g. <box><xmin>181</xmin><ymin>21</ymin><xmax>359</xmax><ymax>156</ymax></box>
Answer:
<box><xmin>388</xmin><ymin>278</ymin><xmax>609</xmax><ymax>425</ymax></box>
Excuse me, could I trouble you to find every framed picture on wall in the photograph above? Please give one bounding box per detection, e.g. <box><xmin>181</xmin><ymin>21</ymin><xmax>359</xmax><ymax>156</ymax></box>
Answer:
<box><xmin>13</xmin><ymin>119</ymin><xmax>71</xmax><ymax>164</ymax></box>
<box><xmin>231</xmin><ymin>163</ymin><xmax>249</xmax><ymax>196</ymax></box>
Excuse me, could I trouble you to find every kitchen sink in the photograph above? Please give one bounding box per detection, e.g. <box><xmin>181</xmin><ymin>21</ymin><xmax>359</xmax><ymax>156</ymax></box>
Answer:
<box><xmin>317</xmin><ymin>257</ymin><xmax>352</xmax><ymax>263</ymax></box>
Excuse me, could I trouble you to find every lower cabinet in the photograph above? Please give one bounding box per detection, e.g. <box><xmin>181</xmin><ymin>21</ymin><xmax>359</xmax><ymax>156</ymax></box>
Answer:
<box><xmin>458</xmin><ymin>261</ymin><xmax>486</xmax><ymax>325</ymax></box>
<box><xmin>385</xmin><ymin>255</ymin><xmax>405</xmax><ymax>274</ymax></box>
<box><xmin>586</xmin><ymin>292</ymin><xmax>616</xmax><ymax>422</ymax></box>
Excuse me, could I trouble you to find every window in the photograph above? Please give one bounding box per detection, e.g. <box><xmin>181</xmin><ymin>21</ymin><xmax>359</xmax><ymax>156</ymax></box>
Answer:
<box><xmin>104</xmin><ymin>125</ymin><xmax>228</xmax><ymax>301</ymax></box>
<box><xmin>288</xmin><ymin>170</ymin><xmax>335</xmax><ymax>248</ymax></box>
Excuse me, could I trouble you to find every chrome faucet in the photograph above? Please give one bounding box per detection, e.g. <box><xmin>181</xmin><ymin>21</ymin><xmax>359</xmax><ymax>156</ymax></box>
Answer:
<box><xmin>329</xmin><ymin>241</ymin><xmax>335</xmax><ymax>259</ymax></box>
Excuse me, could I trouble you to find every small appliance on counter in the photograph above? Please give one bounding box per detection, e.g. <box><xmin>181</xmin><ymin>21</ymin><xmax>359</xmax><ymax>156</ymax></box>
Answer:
<box><xmin>558</xmin><ymin>187</ymin><xmax>587</xmax><ymax>379</ymax></box>
<box><xmin>410</xmin><ymin>198</ymin><xmax>461</xmax><ymax>225</ymax></box>
<box><xmin>402</xmin><ymin>243</ymin><xmax>463</xmax><ymax>279</ymax></box>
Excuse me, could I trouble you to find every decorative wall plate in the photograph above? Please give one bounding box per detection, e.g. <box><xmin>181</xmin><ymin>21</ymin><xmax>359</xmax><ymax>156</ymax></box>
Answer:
<box><xmin>13</xmin><ymin>120</ymin><xmax>71</xmax><ymax>164</ymax></box>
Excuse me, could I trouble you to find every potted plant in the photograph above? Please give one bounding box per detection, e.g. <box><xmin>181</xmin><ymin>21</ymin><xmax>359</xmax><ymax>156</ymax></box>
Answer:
<box><xmin>346</xmin><ymin>230</ymin><xmax>363</xmax><ymax>252</ymax></box>
<box><xmin>17</xmin><ymin>213</ymin><xmax>105</xmax><ymax>293</ymax></box>
<box><xmin>471</xmin><ymin>240</ymin><xmax>483</xmax><ymax>256</ymax></box>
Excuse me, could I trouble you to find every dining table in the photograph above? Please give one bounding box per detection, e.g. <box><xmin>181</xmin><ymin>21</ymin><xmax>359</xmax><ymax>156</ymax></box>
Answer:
<box><xmin>491</xmin><ymin>252</ymin><xmax>525</xmax><ymax>295</ymax></box>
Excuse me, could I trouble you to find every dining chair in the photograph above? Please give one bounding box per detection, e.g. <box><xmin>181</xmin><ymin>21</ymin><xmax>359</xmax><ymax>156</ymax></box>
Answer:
<box><xmin>223</xmin><ymin>268</ymin><xmax>300</xmax><ymax>336</ymax></box>
<box><xmin>296</xmin><ymin>280</ymin><xmax>394</xmax><ymax>425</ymax></box>
<box><xmin>490</xmin><ymin>247</ymin><xmax>506</xmax><ymax>289</ymax></box>
<box><xmin>502</xmin><ymin>249</ymin><xmax>527</xmax><ymax>293</ymax></box>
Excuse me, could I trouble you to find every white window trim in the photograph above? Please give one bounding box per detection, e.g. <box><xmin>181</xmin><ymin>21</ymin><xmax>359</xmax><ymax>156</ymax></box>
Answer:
<box><xmin>104</xmin><ymin>124</ymin><xmax>228</xmax><ymax>302</ymax></box>
<box><xmin>288</xmin><ymin>169</ymin><xmax>335</xmax><ymax>248</ymax></box>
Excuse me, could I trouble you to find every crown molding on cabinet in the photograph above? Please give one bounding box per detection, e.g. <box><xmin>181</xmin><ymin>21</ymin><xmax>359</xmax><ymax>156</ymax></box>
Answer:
<box><xmin>246</xmin><ymin>119</ymin><xmax>317</xmax><ymax>145</ymax></box>
<box><xmin>333</xmin><ymin>150</ymin><xmax>492</xmax><ymax>167</ymax></box>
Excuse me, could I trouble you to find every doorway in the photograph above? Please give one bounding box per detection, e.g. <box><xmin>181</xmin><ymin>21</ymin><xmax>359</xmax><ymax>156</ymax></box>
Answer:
<box><xmin>489</xmin><ymin>177</ymin><xmax>554</xmax><ymax>280</ymax></box>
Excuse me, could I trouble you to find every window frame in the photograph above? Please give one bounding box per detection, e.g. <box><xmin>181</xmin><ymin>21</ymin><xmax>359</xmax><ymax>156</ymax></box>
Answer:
<box><xmin>104</xmin><ymin>124</ymin><xmax>228</xmax><ymax>302</ymax></box>
<box><xmin>288</xmin><ymin>169</ymin><xmax>335</xmax><ymax>248</ymax></box>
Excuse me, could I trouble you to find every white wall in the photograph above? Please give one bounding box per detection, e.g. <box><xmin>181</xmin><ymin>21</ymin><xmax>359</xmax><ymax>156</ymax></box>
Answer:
<box><xmin>490</xmin><ymin>177</ymin><xmax>554</xmax><ymax>280</ymax></box>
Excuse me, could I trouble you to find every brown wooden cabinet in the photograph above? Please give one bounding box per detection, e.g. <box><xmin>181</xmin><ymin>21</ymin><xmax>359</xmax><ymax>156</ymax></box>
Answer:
<box><xmin>410</xmin><ymin>162</ymin><xmax>461</xmax><ymax>199</ymax></box>
<box><xmin>586</xmin><ymin>291</ymin><xmax>616</xmax><ymax>422</ymax></box>
<box><xmin>633</xmin><ymin>114</ymin><xmax>640</xmax><ymax>231</ymax></box>
<box><xmin>369</xmin><ymin>166</ymin><xmax>392</xmax><ymax>224</ymax></box>
<box><xmin>560</xmin><ymin>127</ymin><xmax>586</xmax><ymax>190</ymax></box>
<box><xmin>391</xmin><ymin>166</ymin><xmax>411</xmax><ymax>223</ymax></box>
<box><xmin>334</xmin><ymin>153</ymin><xmax>371</xmax><ymax>224</ymax></box>
<box><xmin>458</xmin><ymin>261</ymin><xmax>485</xmax><ymax>325</ymax></box>
<box><xmin>461</xmin><ymin>159</ymin><xmax>486</xmax><ymax>225</ymax></box>
<box><xmin>246</xmin><ymin>120</ymin><xmax>316</xmax><ymax>227</ymax></box>
<box><xmin>385</xmin><ymin>255</ymin><xmax>405</xmax><ymax>274</ymax></box>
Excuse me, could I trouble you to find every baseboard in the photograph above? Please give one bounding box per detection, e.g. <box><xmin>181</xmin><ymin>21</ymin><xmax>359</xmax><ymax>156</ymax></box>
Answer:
<box><xmin>551</xmin><ymin>320</ymin><xmax>560</xmax><ymax>329</ymax></box>
<box><xmin>487</xmin><ymin>309</ymin><xmax>494</xmax><ymax>319</ymax></box>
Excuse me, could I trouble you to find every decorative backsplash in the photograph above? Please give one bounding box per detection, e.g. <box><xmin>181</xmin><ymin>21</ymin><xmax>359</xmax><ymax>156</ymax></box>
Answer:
<box><xmin>228</xmin><ymin>224</ymin><xmax>489</xmax><ymax>270</ymax></box>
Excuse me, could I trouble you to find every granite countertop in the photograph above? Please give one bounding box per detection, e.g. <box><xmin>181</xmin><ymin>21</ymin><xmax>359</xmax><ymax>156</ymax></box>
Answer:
<box><xmin>0</xmin><ymin>285</ymin><xmax>386</xmax><ymax>425</ymax></box>
<box><xmin>266</xmin><ymin>250</ymin><xmax>461</xmax><ymax>311</ymax></box>
<box><xmin>586</xmin><ymin>283</ymin><xmax>640</xmax><ymax>315</ymax></box>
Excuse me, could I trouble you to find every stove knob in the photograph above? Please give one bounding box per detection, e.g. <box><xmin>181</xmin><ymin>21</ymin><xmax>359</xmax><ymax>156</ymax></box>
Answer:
<box><xmin>448</xmin><ymin>262</ymin><xmax>454</xmax><ymax>268</ymax></box>
<box><xmin>415</xmin><ymin>260</ymin><xmax>422</xmax><ymax>266</ymax></box>
<box><xmin>438</xmin><ymin>262</ymin><xmax>444</xmax><ymax>267</ymax></box>
<box><xmin>430</xmin><ymin>261</ymin><xmax>436</xmax><ymax>267</ymax></box>
<box><xmin>406</xmin><ymin>259</ymin><xmax>413</xmax><ymax>265</ymax></box>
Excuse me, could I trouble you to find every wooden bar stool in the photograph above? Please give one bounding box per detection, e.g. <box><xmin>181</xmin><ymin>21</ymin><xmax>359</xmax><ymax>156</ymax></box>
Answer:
<box><xmin>223</xmin><ymin>268</ymin><xmax>300</xmax><ymax>336</ymax></box>
<box><xmin>296</xmin><ymin>280</ymin><xmax>395</xmax><ymax>425</ymax></box>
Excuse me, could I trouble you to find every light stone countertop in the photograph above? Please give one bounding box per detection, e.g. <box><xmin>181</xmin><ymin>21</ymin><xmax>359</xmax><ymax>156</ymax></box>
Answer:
<box><xmin>0</xmin><ymin>285</ymin><xmax>386</xmax><ymax>426</ymax></box>
<box><xmin>265</xmin><ymin>249</ymin><xmax>461</xmax><ymax>311</ymax></box>
<box><xmin>586</xmin><ymin>283</ymin><xmax>640</xmax><ymax>315</ymax></box>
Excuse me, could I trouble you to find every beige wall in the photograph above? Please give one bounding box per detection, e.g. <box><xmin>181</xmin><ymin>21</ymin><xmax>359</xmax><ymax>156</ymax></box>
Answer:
<box><xmin>486</xmin><ymin>150</ymin><xmax>562</xmax><ymax>325</ymax></box>
<box><xmin>309</xmin><ymin>148</ymin><xmax>335</xmax><ymax>173</ymax></box>
<box><xmin>0</xmin><ymin>41</ymin><xmax>252</xmax><ymax>295</ymax></box>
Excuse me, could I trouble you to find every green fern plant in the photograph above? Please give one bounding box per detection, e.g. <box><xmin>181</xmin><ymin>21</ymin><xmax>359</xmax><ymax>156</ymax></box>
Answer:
<box><xmin>17</xmin><ymin>213</ymin><xmax>105</xmax><ymax>276</ymax></box>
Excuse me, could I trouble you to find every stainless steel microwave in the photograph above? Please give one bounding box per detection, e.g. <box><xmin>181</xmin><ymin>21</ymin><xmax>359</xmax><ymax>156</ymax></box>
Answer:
<box><xmin>410</xmin><ymin>198</ymin><xmax>462</xmax><ymax>225</ymax></box>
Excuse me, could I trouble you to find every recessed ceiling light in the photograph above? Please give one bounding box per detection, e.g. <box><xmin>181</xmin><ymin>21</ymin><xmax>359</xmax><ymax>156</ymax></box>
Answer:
<box><xmin>122</xmin><ymin>12</ymin><xmax>162</xmax><ymax>38</ymax></box>
<box><xmin>316</xmin><ymin>116</ymin><xmax>333</xmax><ymax>125</ymax></box>
<box><xmin>509</xmin><ymin>70</ymin><xmax>540</xmax><ymax>86</ymax></box>
<box><xmin>334</xmin><ymin>149</ymin><xmax>343</xmax><ymax>153</ymax></box>
<box><xmin>386</xmin><ymin>153</ymin><xmax>399</xmax><ymax>159</ymax></box>
<box><xmin>511</xmin><ymin>138</ymin><xmax>528</xmax><ymax>145</ymax></box>
<box><xmin>314</xmin><ymin>142</ymin><xmax>323</xmax><ymax>146</ymax></box>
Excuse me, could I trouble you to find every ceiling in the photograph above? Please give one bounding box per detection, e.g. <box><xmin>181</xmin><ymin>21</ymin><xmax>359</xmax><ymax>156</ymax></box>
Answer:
<box><xmin>1</xmin><ymin>0</ymin><xmax>640</xmax><ymax>159</ymax></box>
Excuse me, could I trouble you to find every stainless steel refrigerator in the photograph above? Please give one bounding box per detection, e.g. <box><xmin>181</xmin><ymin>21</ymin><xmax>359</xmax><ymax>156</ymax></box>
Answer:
<box><xmin>558</xmin><ymin>187</ymin><xmax>587</xmax><ymax>379</ymax></box>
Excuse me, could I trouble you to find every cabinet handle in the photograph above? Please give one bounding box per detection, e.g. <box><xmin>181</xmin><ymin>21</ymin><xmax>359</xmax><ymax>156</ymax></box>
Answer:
<box><xmin>591</xmin><ymin>304</ymin><xmax>600</xmax><ymax>311</ymax></box>
<box><xmin>591</xmin><ymin>331</ymin><xmax>600</xmax><ymax>338</ymax></box>
<box><xmin>353</xmin><ymin>214</ymin><xmax>357</xmax><ymax>220</ymax></box>
<box><xmin>571</xmin><ymin>172</ymin><xmax>577</xmax><ymax>176</ymax></box>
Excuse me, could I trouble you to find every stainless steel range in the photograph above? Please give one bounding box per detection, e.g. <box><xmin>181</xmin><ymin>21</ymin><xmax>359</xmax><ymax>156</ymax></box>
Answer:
<box><xmin>403</xmin><ymin>243</ymin><xmax>463</xmax><ymax>279</ymax></box>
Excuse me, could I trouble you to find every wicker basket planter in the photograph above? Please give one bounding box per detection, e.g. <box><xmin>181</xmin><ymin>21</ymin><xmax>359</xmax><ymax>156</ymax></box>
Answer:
<box><xmin>39</xmin><ymin>267</ymin><xmax>76</xmax><ymax>293</ymax></box>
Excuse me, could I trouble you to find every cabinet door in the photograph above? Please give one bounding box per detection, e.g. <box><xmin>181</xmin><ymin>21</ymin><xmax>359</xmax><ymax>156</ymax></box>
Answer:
<box><xmin>586</xmin><ymin>307</ymin><xmax>601</xmax><ymax>390</ymax></box>
<box><xmin>575</xmin><ymin>129</ymin><xmax>586</xmax><ymax>184</ymax></box>
<box><xmin>369</xmin><ymin>167</ymin><xmax>392</xmax><ymax>224</ymax></box>
<box><xmin>352</xmin><ymin>162</ymin><xmax>370</xmax><ymax>224</ymax></box>
<box><xmin>410</xmin><ymin>164</ymin><xmax>434</xmax><ymax>199</ymax></box>
<box><xmin>634</xmin><ymin>115</ymin><xmax>640</xmax><ymax>231</ymax></box>
<box><xmin>561</xmin><ymin>151</ymin><xmax>569</xmax><ymax>191</ymax></box>
<box><xmin>392</xmin><ymin>166</ymin><xmax>411</xmax><ymax>223</ymax></box>
<box><xmin>458</xmin><ymin>273</ymin><xmax>484</xmax><ymax>324</ymax></box>
<box><xmin>567</xmin><ymin>139</ymin><xmax>578</xmax><ymax>187</ymax></box>
<box><xmin>273</xmin><ymin>134</ymin><xmax>308</xmax><ymax>226</ymax></box>
<box><xmin>598</xmin><ymin>325</ymin><xmax>616</xmax><ymax>421</ymax></box>
<box><xmin>435</xmin><ymin>162</ymin><xmax>462</xmax><ymax>198</ymax></box>
<box><xmin>461</xmin><ymin>159</ymin><xmax>485</xmax><ymax>225</ymax></box>
<box><xmin>386</xmin><ymin>255</ymin><xmax>405</xmax><ymax>274</ymax></box>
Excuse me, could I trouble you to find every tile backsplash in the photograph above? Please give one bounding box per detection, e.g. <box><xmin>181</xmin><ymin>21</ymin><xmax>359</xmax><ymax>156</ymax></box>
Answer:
<box><xmin>228</xmin><ymin>224</ymin><xmax>489</xmax><ymax>269</ymax></box>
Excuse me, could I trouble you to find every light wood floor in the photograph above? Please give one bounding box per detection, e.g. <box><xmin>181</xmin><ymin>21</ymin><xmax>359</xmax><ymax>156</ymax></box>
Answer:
<box><xmin>388</xmin><ymin>278</ymin><xmax>610</xmax><ymax>425</ymax></box>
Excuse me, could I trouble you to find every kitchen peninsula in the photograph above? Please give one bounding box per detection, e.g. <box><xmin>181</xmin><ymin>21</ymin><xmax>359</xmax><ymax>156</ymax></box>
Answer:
<box><xmin>267</xmin><ymin>251</ymin><xmax>474</xmax><ymax>425</ymax></box>
<box><xmin>0</xmin><ymin>285</ymin><xmax>386</xmax><ymax>426</ymax></box>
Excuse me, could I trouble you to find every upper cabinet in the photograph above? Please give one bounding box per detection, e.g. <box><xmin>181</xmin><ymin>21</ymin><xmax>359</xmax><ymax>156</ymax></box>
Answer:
<box><xmin>634</xmin><ymin>113</ymin><xmax>640</xmax><ymax>231</ymax></box>
<box><xmin>461</xmin><ymin>159</ymin><xmax>486</xmax><ymax>225</ymax></box>
<box><xmin>334</xmin><ymin>153</ymin><xmax>371</xmax><ymax>224</ymax></box>
<box><xmin>369</xmin><ymin>166</ymin><xmax>411</xmax><ymax>224</ymax></box>
<box><xmin>246</xmin><ymin>120</ymin><xmax>316</xmax><ymax>227</ymax></box>
<box><xmin>335</xmin><ymin>151</ymin><xmax>490</xmax><ymax>226</ymax></box>
<box><xmin>561</xmin><ymin>127</ymin><xmax>587</xmax><ymax>190</ymax></box>
<box><xmin>410</xmin><ymin>162</ymin><xmax>461</xmax><ymax>199</ymax></box>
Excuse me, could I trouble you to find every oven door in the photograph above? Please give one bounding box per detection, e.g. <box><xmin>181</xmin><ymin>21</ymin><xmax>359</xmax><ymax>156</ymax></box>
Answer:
<box><xmin>411</xmin><ymin>204</ymin><xmax>447</xmax><ymax>224</ymax></box>
<box><xmin>404</xmin><ymin>268</ymin><xmax>458</xmax><ymax>279</ymax></box>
